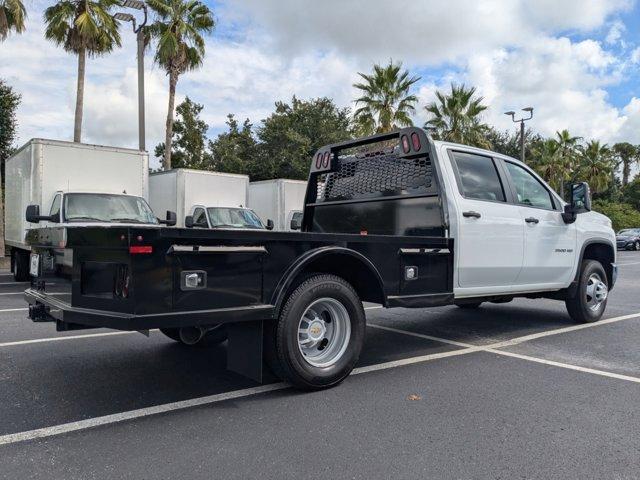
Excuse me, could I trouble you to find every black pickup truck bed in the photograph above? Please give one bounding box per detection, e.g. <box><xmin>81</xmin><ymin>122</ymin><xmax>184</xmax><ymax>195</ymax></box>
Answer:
<box><xmin>25</xmin><ymin>128</ymin><xmax>454</xmax><ymax>389</ymax></box>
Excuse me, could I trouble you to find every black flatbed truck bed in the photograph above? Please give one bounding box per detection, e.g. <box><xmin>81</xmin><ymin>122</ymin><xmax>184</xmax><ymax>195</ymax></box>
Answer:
<box><xmin>25</xmin><ymin>128</ymin><xmax>454</xmax><ymax>389</ymax></box>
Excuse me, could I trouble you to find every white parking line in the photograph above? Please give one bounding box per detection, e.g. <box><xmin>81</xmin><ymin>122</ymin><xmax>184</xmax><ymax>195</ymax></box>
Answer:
<box><xmin>0</xmin><ymin>308</ymin><xmax>28</xmax><ymax>313</ymax></box>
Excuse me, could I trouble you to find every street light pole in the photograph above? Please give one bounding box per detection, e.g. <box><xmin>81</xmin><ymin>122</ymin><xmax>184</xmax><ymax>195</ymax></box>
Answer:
<box><xmin>504</xmin><ymin>107</ymin><xmax>534</xmax><ymax>163</ymax></box>
<box><xmin>113</xmin><ymin>0</ymin><xmax>148</xmax><ymax>152</ymax></box>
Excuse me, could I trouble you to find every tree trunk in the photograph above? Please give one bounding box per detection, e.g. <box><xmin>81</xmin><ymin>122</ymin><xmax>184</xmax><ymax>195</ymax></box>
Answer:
<box><xmin>74</xmin><ymin>48</ymin><xmax>86</xmax><ymax>143</ymax></box>
<box><xmin>622</xmin><ymin>160</ymin><xmax>630</xmax><ymax>187</ymax></box>
<box><xmin>164</xmin><ymin>70</ymin><xmax>178</xmax><ymax>170</ymax></box>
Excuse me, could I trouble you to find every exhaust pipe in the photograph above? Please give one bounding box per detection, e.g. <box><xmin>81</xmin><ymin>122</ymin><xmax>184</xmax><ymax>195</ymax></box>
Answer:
<box><xmin>179</xmin><ymin>326</ymin><xmax>205</xmax><ymax>345</ymax></box>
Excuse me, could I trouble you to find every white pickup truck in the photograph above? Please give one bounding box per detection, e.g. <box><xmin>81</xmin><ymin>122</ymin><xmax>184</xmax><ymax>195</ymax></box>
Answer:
<box><xmin>24</xmin><ymin>128</ymin><xmax>616</xmax><ymax>389</ymax></box>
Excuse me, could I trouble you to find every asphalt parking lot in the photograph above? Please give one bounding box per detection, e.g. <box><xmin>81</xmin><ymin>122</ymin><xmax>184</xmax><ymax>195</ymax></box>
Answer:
<box><xmin>0</xmin><ymin>251</ymin><xmax>639</xmax><ymax>479</ymax></box>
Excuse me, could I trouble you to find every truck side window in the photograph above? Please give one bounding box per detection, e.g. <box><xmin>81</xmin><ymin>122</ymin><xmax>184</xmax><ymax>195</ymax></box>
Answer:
<box><xmin>451</xmin><ymin>152</ymin><xmax>505</xmax><ymax>202</ymax></box>
<box><xmin>49</xmin><ymin>194</ymin><xmax>61</xmax><ymax>216</ymax></box>
<box><xmin>192</xmin><ymin>208</ymin><xmax>208</xmax><ymax>227</ymax></box>
<box><xmin>504</xmin><ymin>162</ymin><xmax>554</xmax><ymax>210</ymax></box>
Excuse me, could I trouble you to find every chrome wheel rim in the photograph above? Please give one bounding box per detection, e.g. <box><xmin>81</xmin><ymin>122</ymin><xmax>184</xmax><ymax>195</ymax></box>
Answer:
<box><xmin>585</xmin><ymin>273</ymin><xmax>607</xmax><ymax>312</ymax></box>
<box><xmin>297</xmin><ymin>297</ymin><xmax>351</xmax><ymax>367</ymax></box>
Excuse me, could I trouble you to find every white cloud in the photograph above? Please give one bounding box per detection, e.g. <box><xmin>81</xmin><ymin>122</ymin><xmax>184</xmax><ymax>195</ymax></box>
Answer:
<box><xmin>605</xmin><ymin>20</ymin><xmax>626</xmax><ymax>44</ymax></box>
<box><xmin>631</xmin><ymin>47</ymin><xmax>640</xmax><ymax>63</ymax></box>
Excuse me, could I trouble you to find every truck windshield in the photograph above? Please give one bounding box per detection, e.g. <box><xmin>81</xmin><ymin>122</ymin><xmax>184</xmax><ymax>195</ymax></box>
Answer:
<box><xmin>64</xmin><ymin>193</ymin><xmax>158</xmax><ymax>224</ymax></box>
<box><xmin>207</xmin><ymin>207</ymin><xmax>264</xmax><ymax>229</ymax></box>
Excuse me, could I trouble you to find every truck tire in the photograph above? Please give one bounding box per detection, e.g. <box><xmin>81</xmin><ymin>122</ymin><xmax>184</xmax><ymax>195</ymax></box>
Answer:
<box><xmin>565</xmin><ymin>260</ymin><xmax>608</xmax><ymax>323</ymax></box>
<box><xmin>13</xmin><ymin>250</ymin><xmax>30</xmax><ymax>282</ymax></box>
<box><xmin>634</xmin><ymin>240</ymin><xmax>640</xmax><ymax>251</ymax></box>
<box><xmin>160</xmin><ymin>325</ymin><xmax>227</xmax><ymax>346</ymax></box>
<box><xmin>265</xmin><ymin>274</ymin><xmax>366</xmax><ymax>390</ymax></box>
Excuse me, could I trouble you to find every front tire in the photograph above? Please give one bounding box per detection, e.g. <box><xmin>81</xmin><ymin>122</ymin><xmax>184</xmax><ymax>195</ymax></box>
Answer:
<box><xmin>13</xmin><ymin>250</ymin><xmax>30</xmax><ymax>282</ymax></box>
<box><xmin>634</xmin><ymin>241</ymin><xmax>640</xmax><ymax>251</ymax></box>
<box><xmin>565</xmin><ymin>260</ymin><xmax>608</xmax><ymax>323</ymax></box>
<box><xmin>265</xmin><ymin>274</ymin><xmax>366</xmax><ymax>390</ymax></box>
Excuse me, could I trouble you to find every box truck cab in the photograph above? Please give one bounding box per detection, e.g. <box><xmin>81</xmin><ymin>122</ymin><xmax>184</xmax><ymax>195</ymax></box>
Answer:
<box><xmin>186</xmin><ymin>204</ymin><xmax>268</xmax><ymax>230</ymax></box>
<box><xmin>248</xmin><ymin>179</ymin><xmax>307</xmax><ymax>231</ymax></box>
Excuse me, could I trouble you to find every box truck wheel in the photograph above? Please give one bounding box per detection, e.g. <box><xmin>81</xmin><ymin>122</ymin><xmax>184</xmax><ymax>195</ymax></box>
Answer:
<box><xmin>264</xmin><ymin>274</ymin><xmax>366</xmax><ymax>390</ymax></box>
<box><xmin>565</xmin><ymin>260</ymin><xmax>608</xmax><ymax>323</ymax></box>
<box><xmin>13</xmin><ymin>250</ymin><xmax>30</xmax><ymax>282</ymax></box>
<box><xmin>160</xmin><ymin>325</ymin><xmax>227</xmax><ymax>346</ymax></box>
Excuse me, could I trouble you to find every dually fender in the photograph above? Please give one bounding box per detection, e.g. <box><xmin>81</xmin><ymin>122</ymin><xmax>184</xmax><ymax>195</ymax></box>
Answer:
<box><xmin>270</xmin><ymin>246</ymin><xmax>387</xmax><ymax>314</ymax></box>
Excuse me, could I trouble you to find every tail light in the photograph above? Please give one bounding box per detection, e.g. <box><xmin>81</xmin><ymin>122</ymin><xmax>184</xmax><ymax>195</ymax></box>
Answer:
<box><xmin>322</xmin><ymin>151</ymin><xmax>330</xmax><ymax>168</ymax></box>
<box><xmin>411</xmin><ymin>132</ymin><xmax>421</xmax><ymax>151</ymax></box>
<box><xmin>129</xmin><ymin>245</ymin><xmax>153</xmax><ymax>254</ymax></box>
<box><xmin>315</xmin><ymin>153</ymin><xmax>323</xmax><ymax>169</ymax></box>
<box><xmin>401</xmin><ymin>135</ymin><xmax>410</xmax><ymax>153</ymax></box>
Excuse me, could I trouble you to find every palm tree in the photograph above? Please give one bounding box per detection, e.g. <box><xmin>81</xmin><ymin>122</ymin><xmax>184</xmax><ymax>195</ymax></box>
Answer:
<box><xmin>553</xmin><ymin>129</ymin><xmax>581</xmax><ymax>197</ymax></box>
<box><xmin>44</xmin><ymin>0</ymin><xmax>121</xmax><ymax>142</ymax></box>
<box><xmin>424</xmin><ymin>84</ymin><xmax>491</xmax><ymax>149</ymax></box>
<box><xmin>147</xmin><ymin>0</ymin><xmax>214</xmax><ymax>170</ymax></box>
<box><xmin>612</xmin><ymin>142</ymin><xmax>640</xmax><ymax>187</ymax></box>
<box><xmin>578</xmin><ymin>140</ymin><xmax>613</xmax><ymax>193</ymax></box>
<box><xmin>352</xmin><ymin>60</ymin><xmax>420</xmax><ymax>136</ymax></box>
<box><xmin>530</xmin><ymin>139</ymin><xmax>564</xmax><ymax>192</ymax></box>
<box><xmin>0</xmin><ymin>0</ymin><xmax>26</xmax><ymax>39</ymax></box>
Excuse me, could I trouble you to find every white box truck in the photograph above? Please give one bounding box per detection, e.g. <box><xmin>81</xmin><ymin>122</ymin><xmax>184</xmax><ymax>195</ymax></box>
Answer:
<box><xmin>248</xmin><ymin>179</ymin><xmax>307</xmax><ymax>231</ymax></box>
<box><xmin>149</xmin><ymin>169</ymin><xmax>266</xmax><ymax>229</ymax></box>
<box><xmin>4</xmin><ymin>139</ymin><xmax>155</xmax><ymax>281</ymax></box>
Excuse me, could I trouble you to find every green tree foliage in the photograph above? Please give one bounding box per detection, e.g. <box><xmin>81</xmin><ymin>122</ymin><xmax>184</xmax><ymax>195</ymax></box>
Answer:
<box><xmin>155</xmin><ymin>97</ymin><xmax>211</xmax><ymax>169</ymax></box>
<box><xmin>353</xmin><ymin>60</ymin><xmax>420</xmax><ymax>135</ymax></box>
<box><xmin>612</xmin><ymin>142</ymin><xmax>639</xmax><ymax>187</ymax></box>
<box><xmin>622</xmin><ymin>177</ymin><xmax>640</xmax><ymax>211</ymax></box>
<box><xmin>44</xmin><ymin>0</ymin><xmax>121</xmax><ymax>142</ymax></box>
<box><xmin>0</xmin><ymin>0</ymin><xmax>26</xmax><ymax>39</ymax></box>
<box><xmin>254</xmin><ymin>97</ymin><xmax>352</xmax><ymax>180</ymax></box>
<box><xmin>593</xmin><ymin>200</ymin><xmax>640</xmax><ymax>231</ymax></box>
<box><xmin>147</xmin><ymin>0</ymin><xmax>214</xmax><ymax>170</ymax></box>
<box><xmin>0</xmin><ymin>79</ymin><xmax>20</xmax><ymax>170</ymax></box>
<box><xmin>485</xmin><ymin>127</ymin><xmax>543</xmax><ymax>162</ymax></box>
<box><xmin>208</xmin><ymin>114</ymin><xmax>258</xmax><ymax>175</ymax></box>
<box><xmin>424</xmin><ymin>84</ymin><xmax>491</xmax><ymax>149</ymax></box>
<box><xmin>578</xmin><ymin>140</ymin><xmax>613</xmax><ymax>194</ymax></box>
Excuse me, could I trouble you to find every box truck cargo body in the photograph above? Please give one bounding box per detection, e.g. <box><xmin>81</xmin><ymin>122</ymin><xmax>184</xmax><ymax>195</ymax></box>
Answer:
<box><xmin>248</xmin><ymin>179</ymin><xmax>307</xmax><ymax>231</ymax></box>
<box><xmin>4</xmin><ymin>139</ymin><xmax>150</xmax><ymax>279</ymax></box>
<box><xmin>149</xmin><ymin>169</ymin><xmax>250</xmax><ymax>228</ymax></box>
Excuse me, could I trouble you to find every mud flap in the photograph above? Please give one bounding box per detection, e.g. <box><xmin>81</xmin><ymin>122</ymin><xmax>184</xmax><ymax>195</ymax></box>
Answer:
<box><xmin>227</xmin><ymin>320</ymin><xmax>263</xmax><ymax>383</ymax></box>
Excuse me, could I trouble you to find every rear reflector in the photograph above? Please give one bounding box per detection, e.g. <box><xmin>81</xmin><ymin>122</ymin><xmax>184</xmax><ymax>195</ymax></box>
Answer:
<box><xmin>129</xmin><ymin>245</ymin><xmax>153</xmax><ymax>254</ymax></box>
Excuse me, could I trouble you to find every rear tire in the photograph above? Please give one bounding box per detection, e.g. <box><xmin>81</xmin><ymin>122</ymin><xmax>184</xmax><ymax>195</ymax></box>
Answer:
<box><xmin>456</xmin><ymin>302</ymin><xmax>483</xmax><ymax>309</ymax></box>
<box><xmin>13</xmin><ymin>250</ymin><xmax>30</xmax><ymax>282</ymax></box>
<box><xmin>264</xmin><ymin>274</ymin><xmax>366</xmax><ymax>390</ymax></box>
<box><xmin>634</xmin><ymin>241</ymin><xmax>640</xmax><ymax>251</ymax></box>
<box><xmin>160</xmin><ymin>325</ymin><xmax>227</xmax><ymax>346</ymax></box>
<box><xmin>565</xmin><ymin>260</ymin><xmax>608</xmax><ymax>323</ymax></box>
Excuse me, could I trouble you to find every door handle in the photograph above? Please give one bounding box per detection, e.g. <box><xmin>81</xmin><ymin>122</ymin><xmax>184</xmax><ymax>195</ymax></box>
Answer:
<box><xmin>525</xmin><ymin>217</ymin><xmax>539</xmax><ymax>224</ymax></box>
<box><xmin>462</xmin><ymin>211</ymin><xmax>481</xmax><ymax>219</ymax></box>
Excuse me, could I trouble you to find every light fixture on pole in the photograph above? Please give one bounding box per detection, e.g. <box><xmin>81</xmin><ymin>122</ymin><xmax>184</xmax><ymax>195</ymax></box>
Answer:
<box><xmin>113</xmin><ymin>0</ymin><xmax>148</xmax><ymax>151</ymax></box>
<box><xmin>504</xmin><ymin>107</ymin><xmax>534</xmax><ymax>163</ymax></box>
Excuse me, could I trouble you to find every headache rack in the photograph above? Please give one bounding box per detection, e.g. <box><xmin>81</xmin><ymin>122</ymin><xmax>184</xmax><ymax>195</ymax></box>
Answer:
<box><xmin>303</xmin><ymin>127</ymin><xmax>448</xmax><ymax>237</ymax></box>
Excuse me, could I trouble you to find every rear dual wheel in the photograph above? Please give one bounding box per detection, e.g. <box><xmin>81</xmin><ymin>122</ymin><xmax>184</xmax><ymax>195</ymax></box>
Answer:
<box><xmin>264</xmin><ymin>274</ymin><xmax>366</xmax><ymax>390</ymax></box>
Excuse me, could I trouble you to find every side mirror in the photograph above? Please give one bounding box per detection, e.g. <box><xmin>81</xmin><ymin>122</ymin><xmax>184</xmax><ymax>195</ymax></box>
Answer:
<box><xmin>158</xmin><ymin>210</ymin><xmax>177</xmax><ymax>226</ymax></box>
<box><xmin>25</xmin><ymin>205</ymin><xmax>41</xmax><ymax>223</ymax></box>
<box><xmin>290</xmin><ymin>217</ymin><xmax>302</xmax><ymax>230</ymax></box>
<box><xmin>571</xmin><ymin>182</ymin><xmax>591</xmax><ymax>212</ymax></box>
<box><xmin>185</xmin><ymin>215</ymin><xmax>194</xmax><ymax>228</ymax></box>
<box><xmin>562</xmin><ymin>182</ymin><xmax>591</xmax><ymax>224</ymax></box>
<box><xmin>266</xmin><ymin>219</ymin><xmax>274</xmax><ymax>231</ymax></box>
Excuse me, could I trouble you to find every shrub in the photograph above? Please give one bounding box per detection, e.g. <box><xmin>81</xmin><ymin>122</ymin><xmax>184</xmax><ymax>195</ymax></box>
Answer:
<box><xmin>592</xmin><ymin>200</ymin><xmax>640</xmax><ymax>232</ymax></box>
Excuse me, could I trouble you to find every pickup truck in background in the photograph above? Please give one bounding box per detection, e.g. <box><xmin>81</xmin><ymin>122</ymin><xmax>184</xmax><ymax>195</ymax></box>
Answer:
<box><xmin>24</xmin><ymin>128</ymin><xmax>616</xmax><ymax>390</ymax></box>
<box><xmin>4</xmin><ymin>139</ymin><xmax>173</xmax><ymax>281</ymax></box>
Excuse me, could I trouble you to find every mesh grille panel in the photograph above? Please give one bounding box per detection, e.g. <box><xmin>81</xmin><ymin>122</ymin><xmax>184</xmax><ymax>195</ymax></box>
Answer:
<box><xmin>316</xmin><ymin>152</ymin><xmax>433</xmax><ymax>202</ymax></box>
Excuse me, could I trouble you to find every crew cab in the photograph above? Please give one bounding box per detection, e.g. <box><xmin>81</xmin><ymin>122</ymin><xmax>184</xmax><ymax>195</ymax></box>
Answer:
<box><xmin>24</xmin><ymin>128</ymin><xmax>616</xmax><ymax>390</ymax></box>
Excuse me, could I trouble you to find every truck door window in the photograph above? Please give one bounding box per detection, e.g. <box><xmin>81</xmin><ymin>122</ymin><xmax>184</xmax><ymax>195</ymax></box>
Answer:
<box><xmin>192</xmin><ymin>208</ymin><xmax>208</xmax><ymax>227</ymax></box>
<box><xmin>450</xmin><ymin>152</ymin><xmax>505</xmax><ymax>202</ymax></box>
<box><xmin>49</xmin><ymin>194</ymin><xmax>61</xmax><ymax>216</ymax></box>
<box><xmin>504</xmin><ymin>162</ymin><xmax>554</xmax><ymax>210</ymax></box>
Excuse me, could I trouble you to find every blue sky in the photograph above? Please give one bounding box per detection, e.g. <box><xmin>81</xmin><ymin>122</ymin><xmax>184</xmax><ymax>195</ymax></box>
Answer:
<box><xmin>1</xmin><ymin>0</ymin><xmax>640</xmax><ymax>169</ymax></box>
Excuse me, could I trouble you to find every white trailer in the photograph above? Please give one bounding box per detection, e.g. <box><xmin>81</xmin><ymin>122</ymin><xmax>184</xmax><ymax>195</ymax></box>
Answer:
<box><xmin>4</xmin><ymin>139</ymin><xmax>150</xmax><ymax>280</ymax></box>
<box><xmin>149</xmin><ymin>169</ymin><xmax>251</xmax><ymax>228</ymax></box>
<box><xmin>248</xmin><ymin>179</ymin><xmax>307</xmax><ymax>231</ymax></box>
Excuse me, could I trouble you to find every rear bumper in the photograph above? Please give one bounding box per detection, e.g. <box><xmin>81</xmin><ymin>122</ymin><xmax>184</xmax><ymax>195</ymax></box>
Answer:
<box><xmin>24</xmin><ymin>289</ymin><xmax>275</xmax><ymax>331</ymax></box>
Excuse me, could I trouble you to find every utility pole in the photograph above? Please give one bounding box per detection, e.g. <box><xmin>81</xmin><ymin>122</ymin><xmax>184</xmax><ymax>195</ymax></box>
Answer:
<box><xmin>113</xmin><ymin>0</ymin><xmax>148</xmax><ymax>151</ymax></box>
<box><xmin>504</xmin><ymin>107</ymin><xmax>534</xmax><ymax>163</ymax></box>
